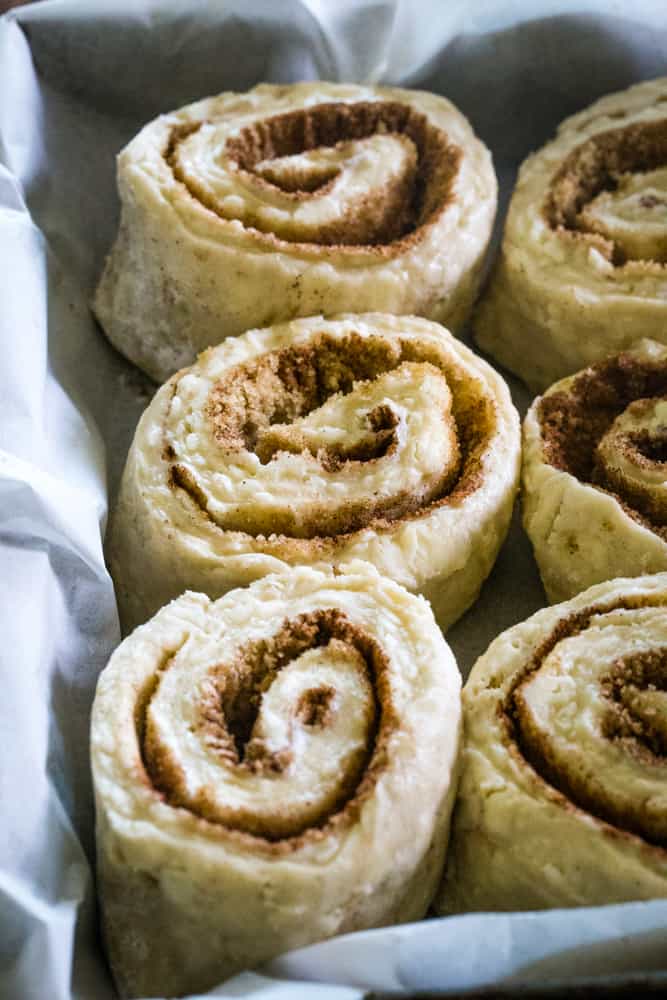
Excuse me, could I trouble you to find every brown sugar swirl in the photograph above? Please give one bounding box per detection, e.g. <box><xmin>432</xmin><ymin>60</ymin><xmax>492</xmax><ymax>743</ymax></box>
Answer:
<box><xmin>91</xmin><ymin>565</ymin><xmax>463</xmax><ymax>997</ymax></box>
<box><xmin>140</xmin><ymin>608</ymin><xmax>393</xmax><ymax>842</ymax></box>
<box><xmin>545</xmin><ymin>117</ymin><xmax>667</xmax><ymax>268</ymax></box>
<box><xmin>523</xmin><ymin>339</ymin><xmax>667</xmax><ymax>603</ymax></box>
<box><xmin>509</xmin><ymin>599</ymin><xmax>667</xmax><ymax>847</ymax></box>
<box><xmin>107</xmin><ymin>314</ymin><xmax>521</xmax><ymax>634</ymax></box>
<box><xmin>167</xmin><ymin>331</ymin><xmax>462</xmax><ymax>540</ymax></box>
<box><xmin>436</xmin><ymin>574</ymin><xmax>667</xmax><ymax>916</ymax></box>
<box><xmin>475</xmin><ymin>77</ymin><xmax>667</xmax><ymax>393</ymax></box>
<box><xmin>93</xmin><ymin>82</ymin><xmax>497</xmax><ymax>382</ymax></box>
<box><xmin>168</xmin><ymin>99</ymin><xmax>460</xmax><ymax>250</ymax></box>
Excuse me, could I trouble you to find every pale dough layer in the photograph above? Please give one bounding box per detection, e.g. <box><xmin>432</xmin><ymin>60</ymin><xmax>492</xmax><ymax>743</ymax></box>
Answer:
<box><xmin>91</xmin><ymin>564</ymin><xmax>462</xmax><ymax>997</ymax></box>
<box><xmin>94</xmin><ymin>81</ymin><xmax>496</xmax><ymax>382</ymax></box>
<box><xmin>475</xmin><ymin>77</ymin><xmax>667</xmax><ymax>393</ymax></box>
<box><xmin>523</xmin><ymin>339</ymin><xmax>667</xmax><ymax>604</ymax></box>
<box><xmin>436</xmin><ymin>574</ymin><xmax>667</xmax><ymax>915</ymax></box>
<box><xmin>106</xmin><ymin>313</ymin><xmax>520</xmax><ymax>634</ymax></box>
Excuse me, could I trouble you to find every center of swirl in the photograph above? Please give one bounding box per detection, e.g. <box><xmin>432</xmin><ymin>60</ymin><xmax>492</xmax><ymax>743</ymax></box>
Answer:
<box><xmin>165</xmin><ymin>331</ymin><xmax>475</xmax><ymax>540</ymax></box>
<box><xmin>167</xmin><ymin>100</ymin><xmax>461</xmax><ymax>248</ymax></box>
<box><xmin>509</xmin><ymin>598</ymin><xmax>667</xmax><ymax>845</ymax></box>
<box><xmin>544</xmin><ymin>118</ymin><xmax>667</xmax><ymax>266</ymax></box>
<box><xmin>539</xmin><ymin>351</ymin><xmax>667</xmax><ymax>538</ymax></box>
<box><xmin>141</xmin><ymin>609</ymin><xmax>394</xmax><ymax>841</ymax></box>
<box><xmin>594</xmin><ymin>396</ymin><xmax>667</xmax><ymax>524</ymax></box>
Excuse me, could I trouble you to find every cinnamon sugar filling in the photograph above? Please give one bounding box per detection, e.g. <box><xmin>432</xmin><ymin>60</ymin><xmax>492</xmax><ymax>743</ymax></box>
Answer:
<box><xmin>544</xmin><ymin>118</ymin><xmax>667</xmax><ymax>266</ymax></box>
<box><xmin>166</xmin><ymin>100</ymin><xmax>462</xmax><ymax>251</ymax></box>
<box><xmin>139</xmin><ymin>609</ymin><xmax>400</xmax><ymax>846</ymax></box>
<box><xmin>165</xmin><ymin>331</ymin><xmax>492</xmax><ymax>540</ymax></box>
<box><xmin>633</xmin><ymin>431</ymin><xmax>667</xmax><ymax>465</ymax></box>
<box><xmin>205</xmin><ymin>333</ymin><xmax>406</xmax><ymax>453</ymax></box>
<box><xmin>538</xmin><ymin>353</ymin><xmax>667</xmax><ymax>539</ymax></box>
<box><xmin>504</xmin><ymin>595</ymin><xmax>667</xmax><ymax>846</ymax></box>
<box><xmin>598</xmin><ymin>417</ymin><xmax>667</xmax><ymax>526</ymax></box>
<box><xmin>602</xmin><ymin>649</ymin><xmax>667</xmax><ymax>761</ymax></box>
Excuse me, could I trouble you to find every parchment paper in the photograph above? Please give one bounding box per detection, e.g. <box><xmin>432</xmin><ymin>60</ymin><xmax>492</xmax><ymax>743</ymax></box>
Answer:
<box><xmin>0</xmin><ymin>2</ymin><xmax>666</xmax><ymax>998</ymax></box>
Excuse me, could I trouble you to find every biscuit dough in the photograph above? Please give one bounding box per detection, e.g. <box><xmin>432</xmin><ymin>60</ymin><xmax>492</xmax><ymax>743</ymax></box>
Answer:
<box><xmin>475</xmin><ymin>77</ymin><xmax>667</xmax><ymax>392</ymax></box>
<box><xmin>91</xmin><ymin>564</ymin><xmax>462</xmax><ymax>997</ymax></box>
<box><xmin>94</xmin><ymin>81</ymin><xmax>496</xmax><ymax>382</ymax></box>
<box><xmin>523</xmin><ymin>339</ymin><xmax>667</xmax><ymax>603</ymax></box>
<box><xmin>107</xmin><ymin>313</ymin><xmax>520</xmax><ymax>633</ymax></box>
<box><xmin>436</xmin><ymin>573</ymin><xmax>667</xmax><ymax>914</ymax></box>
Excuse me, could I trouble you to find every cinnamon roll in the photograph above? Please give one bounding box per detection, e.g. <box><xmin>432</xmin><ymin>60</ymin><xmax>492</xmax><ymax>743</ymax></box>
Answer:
<box><xmin>436</xmin><ymin>573</ymin><xmax>667</xmax><ymax>915</ymax></box>
<box><xmin>91</xmin><ymin>564</ymin><xmax>462</xmax><ymax>998</ymax></box>
<box><xmin>475</xmin><ymin>77</ymin><xmax>667</xmax><ymax>392</ymax></box>
<box><xmin>523</xmin><ymin>339</ymin><xmax>667</xmax><ymax>603</ymax></box>
<box><xmin>93</xmin><ymin>81</ymin><xmax>497</xmax><ymax>382</ymax></box>
<box><xmin>107</xmin><ymin>313</ymin><xmax>520</xmax><ymax>633</ymax></box>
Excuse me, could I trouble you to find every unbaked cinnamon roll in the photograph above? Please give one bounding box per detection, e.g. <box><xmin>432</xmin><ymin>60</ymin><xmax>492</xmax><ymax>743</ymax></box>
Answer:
<box><xmin>107</xmin><ymin>313</ymin><xmax>520</xmax><ymax>633</ymax></box>
<box><xmin>523</xmin><ymin>339</ymin><xmax>667</xmax><ymax>603</ymax></box>
<box><xmin>93</xmin><ymin>81</ymin><xmax>496</xmax><ymax>382</ymax></box>
<box><xmin>436</xmin><ymin>573</ymin><xmax>667</xmax><ymax>915</ymax></box>
<box><xmin>91</xmin><ymin>564</ymin><xmax>462</xmax><ymax>998</ymax></box>
<box><xmin>475</xmin><ymin>77</ymin><xmax>667</xmax><ymax>392</ymax></box>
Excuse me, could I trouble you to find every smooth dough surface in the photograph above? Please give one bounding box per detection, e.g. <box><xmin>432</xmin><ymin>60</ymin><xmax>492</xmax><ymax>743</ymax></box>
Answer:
<box><xmin>475</xmin><ymin>77</ymin><xmax>667</xmax><ymax>392</ymax></box>
<box><xmin>107</xmin><ymin>313</ymin><xmax>520</xmax><ymax>633</ymax></box>
<box><xmin>91</xmin><ymin>564</ymin><xmax>462</xmax><ymax>998</ymax></box>
<box><xmin>523</xmin><ymin>338</ymin><xmax>667</xmax><ymax>603</ymax></box>
<box><xmin>94</xmin><ymin>81</ymin><xmax>496</xmax><ymax>382</ymax></box>
<box><xmin>436</xmin><ymin>573</ymin><xmax>667</xmax><ymax>915</ymax></box>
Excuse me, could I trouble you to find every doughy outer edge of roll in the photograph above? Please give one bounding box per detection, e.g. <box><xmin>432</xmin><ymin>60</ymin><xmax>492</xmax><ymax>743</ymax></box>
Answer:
<box><xmin>93</xmin><ymin>82</ymin><xmax>497</xmax><ymax>382</ymax></box>
<box><xmin>436</xmin><ymin>572</ymin><xmax>667</xmax><ymax>916</ymax></box>
<box><xmin>522</xmin><ymin>338</ymin><xmax>667</xmax><ymax>604</ymax></box>
<box><xmin>91</xmin><ymin>563</ymin><xmax>462</xmax><ymax>997</ymax></box>
<box><xmin>106</xmin><ymin>313</ymin><xmax>520</xmax><ymax>634</ymax></box>
<box><xmin>475</xmin><ymin>77</ymin><xmax>667</xmax><ymax>393</ymax></box>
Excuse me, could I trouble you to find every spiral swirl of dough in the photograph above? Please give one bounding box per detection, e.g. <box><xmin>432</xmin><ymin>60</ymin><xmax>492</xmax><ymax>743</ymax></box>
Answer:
<box><xmin>436</xmin><ymin>573</ymin><xmax>667</xmax><ymax>915</ymax></box>
<box><xmin>595</xmin><ymin>396</ymin><xmax>667</xmax><ymax>525</ymax></box>
<box><xmin>475</xmin><ymin>77</ymin><xmax>667</xmax><ymax>392</ymax></box>
<box><xmin>523</xmin><ymin>338</ymin><xmax>667</xmax><ymax>603</ymax></box>
<box><xmin>91</xmin><ymin>564</ymin><xmax>462</xmax><ymax>997</ymax></box>
<box><xmin>93</xmin><ymin>82</ymin><xmax>496</xmax><ymax>382</ymax></box>
<box><xmin>108</xmin><ymin>313</ymin><xmax>520</xmax><ymax>633</ymax></box>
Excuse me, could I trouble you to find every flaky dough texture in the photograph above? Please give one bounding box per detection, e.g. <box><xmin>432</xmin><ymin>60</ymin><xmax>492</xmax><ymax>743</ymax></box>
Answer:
<box><xmin>436</xmin><ymin>573</ymin><xmax>667</xmax><ymax>915</ymax></box>
<box><xmin>107</xmin><ymin>313</ymin><xmax>520</xmax><ymax>633</ymax></box>
<box><xmin>523</xmin><ymin>339</ymin><xmax>667</xmax><ymax>603</ymax></box>
<box><xmin>94</xmin><ymin>81</ymin><xmax>496</xmax><ymax>382</ymax></box>
<box><xmin>91</xmin><ymin>564</ymin><xmax>462</xmax><ymax>997</ymax></box>
<box><xmin>475</xmin><ymin>77</ymin><xmax>667</xmax><ymax>392</ymax></box>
